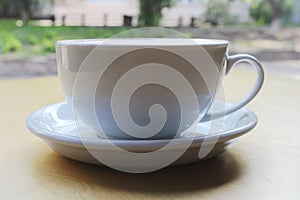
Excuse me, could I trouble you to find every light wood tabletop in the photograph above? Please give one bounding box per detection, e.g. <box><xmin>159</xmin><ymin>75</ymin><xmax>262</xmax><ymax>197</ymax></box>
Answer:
<box><xmin>0</xmin><ymin>70</ymin><xmax>299</xmax><ymax>199</ymax></box>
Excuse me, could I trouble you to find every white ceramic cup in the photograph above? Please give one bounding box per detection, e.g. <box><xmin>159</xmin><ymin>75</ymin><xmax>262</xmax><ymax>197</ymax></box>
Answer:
<box><xmin>56</xmin><ymin>38</ymin><xmax>264</xmax><ymax>140</ymax></box>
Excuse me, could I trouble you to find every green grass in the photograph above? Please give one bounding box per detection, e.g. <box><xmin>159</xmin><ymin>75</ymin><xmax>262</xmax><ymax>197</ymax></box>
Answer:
<box><xmin>0</xmin><ymin>19</ymin><xmax>128</xmax><ymax>56</ymax></box>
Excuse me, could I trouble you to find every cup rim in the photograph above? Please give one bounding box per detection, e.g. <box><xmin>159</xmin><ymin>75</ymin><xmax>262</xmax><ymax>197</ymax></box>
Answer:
<box><xmin>56</xmin><ymin>38</ymin><xmax>229</xmax><ymax>47</ymax></box>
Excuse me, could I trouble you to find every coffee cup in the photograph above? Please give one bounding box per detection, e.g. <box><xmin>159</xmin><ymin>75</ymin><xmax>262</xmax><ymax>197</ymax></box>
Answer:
<box><xmin>56</xmin><ymin>38</ymin><xmax>264</xmax><ymax>140</ymax></box>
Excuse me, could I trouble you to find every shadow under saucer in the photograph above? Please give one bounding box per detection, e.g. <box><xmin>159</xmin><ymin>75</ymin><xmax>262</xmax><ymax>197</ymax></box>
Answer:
<box><xmin>34</xmin><ymin>150</ymin><xmax>243</xmax><ymax>193</ymax></box>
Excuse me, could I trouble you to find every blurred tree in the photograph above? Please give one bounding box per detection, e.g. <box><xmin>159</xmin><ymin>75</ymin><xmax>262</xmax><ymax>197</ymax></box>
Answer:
<box><xmin>0</xmin><ymin>0</ymin><xmax>41</xmax><ymax>23</ymax></box>
<box><xmin>266</xmin><ymin>0</ymin><xmax>289</xmax><ymax>33</ymax></box>
<box><xmin>248</xmin><ymin>0</ymin><xmax>294</xmax><ymax>32</ymax></box>
<box><xmin>138</xmin><ymin>0</ymin><xmax>175</xmax><ymax>26</ymax></box>
<box><xmin>204</xmin><ymin>0</ymin><xmax>236</xmax><ymax>26</ymax></box>
<box><xmin>250</xmin><ymin>0</ymin><xmax>273</xmax><ymax>24</ymax></box>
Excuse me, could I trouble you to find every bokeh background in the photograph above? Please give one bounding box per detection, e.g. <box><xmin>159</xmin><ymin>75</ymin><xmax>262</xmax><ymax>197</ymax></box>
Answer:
<box><xmin>0</xmin><ymin>0</ymin><xmax>299</xmax><ymax>79</ymax></box>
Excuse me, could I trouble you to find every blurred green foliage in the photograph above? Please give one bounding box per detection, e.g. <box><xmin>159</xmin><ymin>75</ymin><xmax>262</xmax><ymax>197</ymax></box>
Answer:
<box><xmin>249</xmin><ymin>0</ymin><xmax>294</xmax><ymax>25</ymax></box>
<box><xmin>204</xmin><ymin>0</ymin><xmax>237</xmax><ymax>26</ymax></box>
<box><xmin>0</xmin><ymin>20</ymin><xmax>127</xmax><ymax>55</ymax></box>
<box><xmin>138</xmin><ymin>0</ymin><xmax>175</xmax><ymax>26</ymax></box>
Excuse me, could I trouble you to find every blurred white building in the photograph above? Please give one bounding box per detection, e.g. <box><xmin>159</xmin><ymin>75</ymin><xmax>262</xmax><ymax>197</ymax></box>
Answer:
<box><xmin>53</xmin><ymin>0</ymin><xmax>251</xmax><ymax>26</ymax></box>
<box><xmin>54</xmin><ymin>0</ymin><xmax>138</xmax><ymax>26</ymax></box>
<box><xmin>161</xmin><ymin>0</ymin><xmax>251</xmax><ymax>27</ymax></box>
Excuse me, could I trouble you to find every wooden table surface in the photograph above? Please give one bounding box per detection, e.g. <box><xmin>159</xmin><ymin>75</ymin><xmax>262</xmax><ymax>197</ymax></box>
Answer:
<box><xmin>0</xmin><ymin>70</ymin><xmax>299</xmax><ymax>199</ymax></box>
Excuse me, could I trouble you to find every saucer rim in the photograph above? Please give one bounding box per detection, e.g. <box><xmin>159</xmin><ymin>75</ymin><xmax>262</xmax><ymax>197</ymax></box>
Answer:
<box><xmin>27</xmin><ymin>102</ymin><xmax>257</xmax><ymax>150</ymax></box>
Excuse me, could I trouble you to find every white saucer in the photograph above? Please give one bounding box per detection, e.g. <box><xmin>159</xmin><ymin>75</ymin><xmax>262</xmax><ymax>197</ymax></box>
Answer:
<box><xmin>27</xmin><ymin>102</ymin><xmax>257</xmax><ymax>168</ymax></box>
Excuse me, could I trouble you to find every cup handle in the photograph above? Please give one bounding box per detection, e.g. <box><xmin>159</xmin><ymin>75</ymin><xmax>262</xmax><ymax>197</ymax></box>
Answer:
<box><xmin>201</xmin><ymin>54</ymin><xmax>264</xmax><ymax>121</ymax></box>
